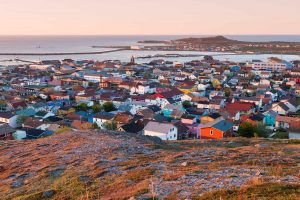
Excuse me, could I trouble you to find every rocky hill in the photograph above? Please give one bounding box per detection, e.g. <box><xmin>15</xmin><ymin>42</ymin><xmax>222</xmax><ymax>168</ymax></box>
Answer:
<box><xmin>0</xmin><ymin>131</ymin><xmax>299</xmax><ymax>199</ymax></box>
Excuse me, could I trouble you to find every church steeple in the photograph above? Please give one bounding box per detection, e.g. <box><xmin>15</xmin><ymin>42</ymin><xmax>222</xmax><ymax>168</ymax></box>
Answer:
<box><xmin>130</xmin><ymin>56</ymin><xmax>135</xmax><ymax>64</ymax></box>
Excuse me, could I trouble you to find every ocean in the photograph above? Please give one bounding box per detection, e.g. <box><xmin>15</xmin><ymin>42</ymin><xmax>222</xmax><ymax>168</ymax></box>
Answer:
<box><xmin>0</xmin><ymin>35</ymin><xmax>299</xmax><ymax>65</ymax></box>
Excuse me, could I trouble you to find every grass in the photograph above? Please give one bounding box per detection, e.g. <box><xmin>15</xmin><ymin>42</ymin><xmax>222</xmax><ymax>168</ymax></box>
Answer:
<box><xmin>288</xmin><ymin>139</ymin><xmax>300</xmax><ymax>144</ymax></box>
<box><xmin>272</xmin><ymin>131</ymin><xmax>289</xmax><ymax>139</ymax></box>
<box><xmin>124</xmin><ymin>167</ymin><xmax>156</xmax><ymax>182</ymax></box>
<box><xmin>197</xmin><ymin>183</ymin><xmax>300</xmax><ymax>200</ymax></box>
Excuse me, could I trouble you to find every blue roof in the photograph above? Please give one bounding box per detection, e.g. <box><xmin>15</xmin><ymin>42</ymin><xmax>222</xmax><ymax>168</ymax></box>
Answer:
<box><xmin>16</xmin><ymin>108</ymin><xmax>36</xmax><ymax>117</ymax></box>
<box><xmin>212</xmin><ymin>120</ymin><xmax>234</xmax><ymax>132</ymax></box>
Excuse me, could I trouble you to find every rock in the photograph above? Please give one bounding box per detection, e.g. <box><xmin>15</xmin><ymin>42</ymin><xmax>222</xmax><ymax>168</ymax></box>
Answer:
<box><xmin>255</xmin><ymin>171</ymin><xmax>261</xmax><ymax>176</ymax></box>
<box><xmin>79</xmin><ymin>176</ymin><xmax>92</xmax><ymax>185</ymax></box>
<box><xmin>11</xmin><ymin>181</ymin><xmax>23</xmax><ymax>188</ymax></box>
<box><xmin>181</xmin><ymin>161</ymin><xmax>188</xmax><ymax>167</ymax></box>
<box><xmin>255</xmin><ymin>144</ymin><xmax>268</xmax><ymax>148</ymax></box>
<box><xmin>42</xmin><ymin>190</ymin><xmax>56</xmax><ymax>198</ymax></box>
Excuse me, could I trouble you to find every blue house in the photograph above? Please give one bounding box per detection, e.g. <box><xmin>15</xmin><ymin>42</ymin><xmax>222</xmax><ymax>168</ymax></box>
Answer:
<box><xmin>230</xmin><ymin>65</ymin><xmax>241</xmax><ymax>72</ymax></box>
<box><xmin>75</xmin><ymin>111</ymin><xmax>97</xmax><ymax>123</ymax></box>
<box><xmin>48</xmin><ymin>99</ymin><xmax>71</xmax><ymax>107</ymax></box>
<box><xmin>186</xmin><ymin>107</ymin><xmax>209</xmax><ymax>121</ymax></box>
<box><xmin>162</xmin><ymin>104</ymin><xmax>184</xmax><ymax>118</ymax></box>
<box><xmin>263</xmin><ymin>110</ymin><xmax>277</xmax><ymax>126</ymax></box>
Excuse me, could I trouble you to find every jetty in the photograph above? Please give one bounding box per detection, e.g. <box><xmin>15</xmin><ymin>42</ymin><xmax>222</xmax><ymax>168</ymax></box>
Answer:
<box><xmin>0</xmin><ymin>48</ymin><xmax>128</xmax><ymax>56</ymax></box>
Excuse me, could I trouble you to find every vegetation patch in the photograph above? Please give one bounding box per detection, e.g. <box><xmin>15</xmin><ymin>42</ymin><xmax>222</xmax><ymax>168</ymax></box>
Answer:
<box><xmin>197</xmin><ymin>183</ymin><xmax>300</xmax><ymax>200</ymax></box>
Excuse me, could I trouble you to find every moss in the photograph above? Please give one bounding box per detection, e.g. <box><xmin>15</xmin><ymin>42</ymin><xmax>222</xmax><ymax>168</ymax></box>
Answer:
<box><xmin>197</xmin><ymin>183</ymin><xmax>300</xmax><ymax>200</ymax></box>
<box><xmin>124</xmin><ymin>167</ymin><xmax>156</xmax><ymax>182</ymax></box>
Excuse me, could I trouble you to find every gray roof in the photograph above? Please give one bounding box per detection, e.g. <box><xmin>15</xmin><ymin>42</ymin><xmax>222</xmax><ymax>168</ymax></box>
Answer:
<box><xmin>144</xmin><ymin>121</ymin><xmax>175</xmax><ymax>134</ymax></box>
<box><xmin>0</xmin><ymin>125</ymin><xmax>15</xmax><ymax>135</ymax></box>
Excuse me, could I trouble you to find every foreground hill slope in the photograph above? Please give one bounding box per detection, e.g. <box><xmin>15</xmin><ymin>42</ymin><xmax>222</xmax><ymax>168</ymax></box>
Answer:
<box><xmin>0</xmin><ymin>131</ymin><xmax>299</xmax><ymax>199</ymax></box>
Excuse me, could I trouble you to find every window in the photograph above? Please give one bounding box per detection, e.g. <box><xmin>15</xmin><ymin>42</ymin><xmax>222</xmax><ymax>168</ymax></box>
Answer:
<box><xmin>210</xmin><ymin>130</ymin><xmax>213</xmax><ymax>135</ymax></box>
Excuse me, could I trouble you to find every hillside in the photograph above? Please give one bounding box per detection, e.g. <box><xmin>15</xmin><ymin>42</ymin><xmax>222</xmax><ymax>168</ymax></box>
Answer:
<box><xmin>0</xmin><ymin>131</ymin><xmax>300</xmax><ymax>199</ymax></box>
<box><xmin>174</xmin><ymin>36</ymin><xmax>241</xmax><ymax>45</ymax></box>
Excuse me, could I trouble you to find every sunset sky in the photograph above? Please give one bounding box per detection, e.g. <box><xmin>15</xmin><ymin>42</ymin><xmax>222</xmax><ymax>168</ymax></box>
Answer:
<box><xmin>0</xmin><ymin>0</ymin><xmax>299</xmax><ymax>35</ymax></box>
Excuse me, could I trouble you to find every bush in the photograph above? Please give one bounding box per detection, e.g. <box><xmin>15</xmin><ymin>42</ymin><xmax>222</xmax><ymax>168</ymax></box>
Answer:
<box><xmin>238</xmin><ymin>122</ymin><xmax>269</xmax><ymax>138</ymax></box>
<box><xmin>182</xmin><ymin>101</ymin><xmax>192</xmax><ymax>109</ymax></box>
<box><xmin>102</xmin><ymin>102</ymin><xmax>116</xmax><ymax>112</ymax></box>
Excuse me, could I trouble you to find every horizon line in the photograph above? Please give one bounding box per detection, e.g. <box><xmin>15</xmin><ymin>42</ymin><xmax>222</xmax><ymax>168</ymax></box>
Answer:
<box><xmin>0</xmin><ymin>34</ymin><xmax>299</xmax><ymax>37</ymax></box>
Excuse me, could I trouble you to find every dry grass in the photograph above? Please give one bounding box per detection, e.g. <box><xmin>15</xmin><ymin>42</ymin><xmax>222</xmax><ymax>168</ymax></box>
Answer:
<box><xmin>1</xmin><ymin>132</ymin><xmax>299</xmax><ymax>199</ymax></box>
<box><xmin>197</xmin><ymin>183</ymin><xmax>300</xmax><ymax>200</ymax></box>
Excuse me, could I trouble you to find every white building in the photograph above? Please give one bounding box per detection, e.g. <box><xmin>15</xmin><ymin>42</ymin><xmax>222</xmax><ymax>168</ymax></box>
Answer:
<box><xmin>0</xmin><ymin>113</ymin><xmax>18</xmax><ymax>128</ymax></box>
<box><xmin>29</xmin><ymin>64</ymin><xmax>54</xmax><ymax>70</ymax></box>
<box><xmin>144</xmin><ymin>121</ymin><xmax>178</xmax><ymax>141</ymax></box>
<box><xmin>250</xmin><ymin>62</ymin><xmax>287</xmax><ymax>71</ymax></box>
<box><xmin>93</xmin><ymin>112</ymin><xmax>115</xmax><ymax>129</ymax></box>
<box><xmin>84</xmin><ymin>74</ymin><xmax>102</xmax><ymax>83</ymax></box>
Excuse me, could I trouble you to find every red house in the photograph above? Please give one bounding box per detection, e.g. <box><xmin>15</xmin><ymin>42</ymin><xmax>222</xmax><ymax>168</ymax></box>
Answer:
<box><xmin>199</xmin><ymin>118</ymin><xmax>234</xmax><ymax>139</ymax></box>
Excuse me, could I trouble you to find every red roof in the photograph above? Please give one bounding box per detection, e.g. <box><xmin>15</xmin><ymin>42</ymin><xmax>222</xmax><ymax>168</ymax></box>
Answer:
<box><xmin>225</xmin><ymin>102</ymin><xmax>255</xmax><ymax>111</ymax></box>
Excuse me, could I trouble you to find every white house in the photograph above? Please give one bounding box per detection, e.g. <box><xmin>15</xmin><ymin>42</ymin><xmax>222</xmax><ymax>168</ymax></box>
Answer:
<box><xmin>0</xmin><ymin>112</ymin><xmax>19</xmax><ymax>128</ymax></box>
<box><xmin>93</xmin><ymin>112</ymin><xmax>115</xmax><ymax>129</ymax></box>
<box><xmin>283</xmin><ymin>99</ymin><xmax>300</xmax><ymax>113</ymax></box>
<box><xmin>130</xmin><ymin>83</ymin><xmax>156</xmax><ymax>95</ymax></box>
<box><xmin>13</xmin><ymin>130</ymin><xmax>27</xmax><ymax>140</ymax></box>
<box><xmin>84</xmin><ymin>74</ymin><xmax>102</xmax><ymax>83</ymax></box>
<box><xmin>272</xmin><ymin>102</ymin><xmax>290</xmax><ymax>115</ymax></box>
<box><xmin>144</xmin><ymin>121</ymin><xmax>178</xmax><ymax>141</ymax></box>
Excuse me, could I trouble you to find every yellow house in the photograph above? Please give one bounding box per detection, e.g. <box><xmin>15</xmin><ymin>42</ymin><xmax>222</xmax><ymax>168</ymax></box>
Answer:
<box><xmin>178</xmin><ymin>85</ymin><xmax>197</xmax><ymax>94</ymax></box>
<box><xmin>200</xmin><ymin>114</ymin><xmax>222</xmax><ymax>124</ymax></box>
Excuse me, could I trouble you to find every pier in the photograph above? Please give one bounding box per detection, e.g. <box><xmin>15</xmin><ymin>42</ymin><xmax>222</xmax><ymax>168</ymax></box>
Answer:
<box><xmin>0</xmin><ymin>48</ymin><xmax>128</xmax><ymax>56</ymax></box>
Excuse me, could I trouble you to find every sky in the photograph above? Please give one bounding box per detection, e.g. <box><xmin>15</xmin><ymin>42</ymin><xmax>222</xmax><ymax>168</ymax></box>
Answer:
<box><xmin>0</xmin><ymin>0</ymin><xmax>299</xmax><ymax>35</ymax></box>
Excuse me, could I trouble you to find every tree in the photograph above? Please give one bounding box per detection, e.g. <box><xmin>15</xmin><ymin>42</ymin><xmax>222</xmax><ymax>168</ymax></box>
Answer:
<box><xmin>254</xmin><ymin>124</ymin><xmax>269</xmax><ymax>138</ymax></box>
<box><xmin>103</xmin><ymin>120</ymin><xmax>117</xmax><ymax>130</ymax></box>
<box><xmin>143</xmin><ymin>72</ymin><xmax>152</xmax><ymax>79</ymax></box>
<box><xmin>224</xmin><ymin>87</ymin><xmax>231</xmax><ymax>97</ymax></box>
<box><xmin>92</xmin><ymin>122</ymin><xmax>100</xmax><ymax>130</ymax></box>
<box><xmin>238</xmin><ymin>122</ymin><xmax>269</xmax><ymax>138</ymax></box>
<box><xmin>182</xmin><ymin>101</ymin><xmax>192</xmax><ymax>109</ymax></box>
<box><xmin>238</xmin><ymin>122</ymin><xmax>255</xmax><ymax>138</ymax></box>
<box><xmin>76</xmin><ymin>103</ymin><xmax>88</xmax><ymax>111</ymax></box>
<box><xmin>102</xmin><ymin>102</ymin><xmax>116</xmax><ymax>112</ymax></box>
<box><xmin>16</xmin><ymin>115</ymin><xmax>28</xmax><ymax>127</ymax></box>
<box><xmin>92</xmin><ymin>104</ymin><xmax>102</xmax><ymax>113</ymax></box>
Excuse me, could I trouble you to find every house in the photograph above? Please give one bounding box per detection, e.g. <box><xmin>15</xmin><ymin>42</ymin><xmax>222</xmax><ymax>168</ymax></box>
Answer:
<box><xmin>263</xmin><ymin>110</ymin><xmax>278</xmax><ymax>127</ymax></box>
<box><xmin>224</xmin><ymin>102</ymin><xmax>256</xmax><ymax>116</ymax></box>
<box><xmin>144</xmin><ymin>121</ymin><xmax>178</xmax><ymax>141</ymax></box>
<box><xmin>239</xmin><ymin>97</ymin><xmax>263</xmax><ymax>109</ymax></box>
<box><xmin>174</xmin><ymin>121</ymin><xmax>189</xmax><ymax>139</ymax></box>
<box><xmin>93</xmin><ymin>112</ymin><xmax>116</xmax><ymax>129</ymax></box>
<box><xmin>50</xmin><ymin>93</ymin><xmax>70</xmax><ymax>100</ymax></box>
<box><xmin>71</xmin><ymin>120</ymin><xmax>92</xmax><ymax>130</ymax></box>
<box><xmin>13</xmin><ymin>127</ymin><xmax>51</xmax><ymax>140</ymax></box>
<box><xmin>272</xmin><ymin>102</ymin><xmax>290</xmax><ymax>115</ymax></box>
<box><xmin>0</xmin><ymin>112</ymin><xmax>18</xmax><ymax>128</ymax></box>
<box><xmin>283</xmin><ymin>99</ymin><xmax>300</xmax><ymax>113</ymax></box>
<box><xmin>137</xmin><ymin>108</ymin><xmax>155</xmax><ymax>120</ymax></box>
<box><xmin>199</xmin><ymin>118</ymin><xmax>234</xmax><ymax>139</ymax></box>
<box><xmin>186</xmin><ymin>107</ymin><xmax>209</xmax><ymax>121</ymax></box>
<box><xmin>275</xmin><ymin>116</ymin><xmax>300</xmax><ymax>130</ymax></box>
<box><xmin>162</xmin><ymin>104</ymin><xmax>184</xmax><ymax>118</ymax></box>
<box><xmin>0</xmin><ymin>124</ymin><xmax>15</xmax><ymax>140</ymax></box>
<box><xmin>24</xmin><ymin>128</ymin><xmax>51</xmax><ymax>139</ymax></box>
<box><xmin>200</xmin><ymin>113</ymin><xmax>222</xmax><ymax>124</ymax></box>
<box><xmin>114</xmin><ymin>112</ymin><xmax>133</xmax><ymax>128</ymax></box>
<box><xmin>181</xmin><ymin>115</ymin><xmax>197</xmax><ymax>125</ymax></box>
<box><xmin>119</xmin><ymin>121</ymin><xmax>145</xmax><ymax>134</ymax></box>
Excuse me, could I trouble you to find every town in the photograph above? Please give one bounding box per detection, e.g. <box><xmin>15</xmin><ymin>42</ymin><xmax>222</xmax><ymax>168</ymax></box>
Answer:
<box><xmin>0</xmin><ymin>55</ymin><xmax>300</xmax><ymax>141</ymax></box>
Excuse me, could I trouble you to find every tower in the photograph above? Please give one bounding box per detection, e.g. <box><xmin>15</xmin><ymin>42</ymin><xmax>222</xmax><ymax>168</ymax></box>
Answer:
<box><xmin>130</xmin><ymin>56</ymin><xmax>135</xmax><ymax>64</ymax></box>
